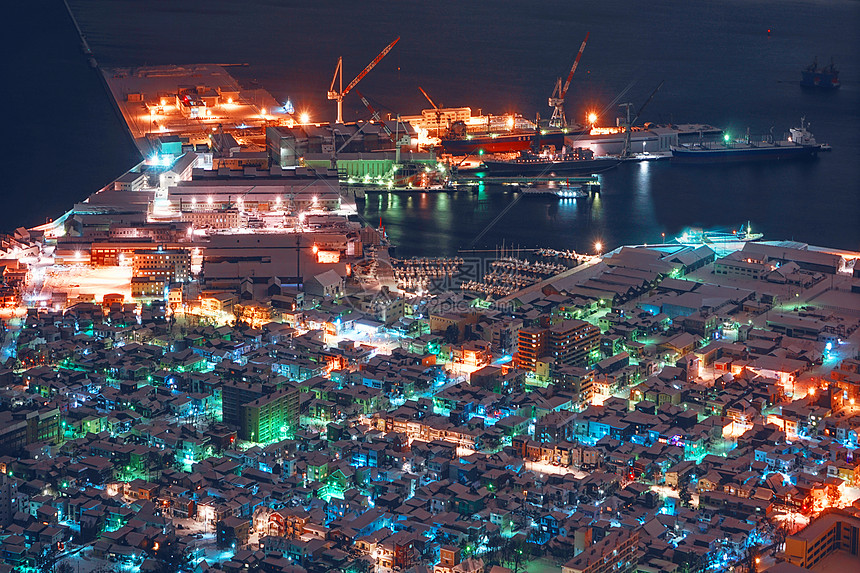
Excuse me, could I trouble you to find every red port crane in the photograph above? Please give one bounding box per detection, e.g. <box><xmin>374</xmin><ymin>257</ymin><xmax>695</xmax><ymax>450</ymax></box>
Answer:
<box><xmin>548</xmin><ymin>32</ymin><xmax>590</xmax><ymax>128</ymax></box>
<box><xmin>327</xmin><ymin>37</ymin><xmax>400</xmax><ymax>124</ymax></box>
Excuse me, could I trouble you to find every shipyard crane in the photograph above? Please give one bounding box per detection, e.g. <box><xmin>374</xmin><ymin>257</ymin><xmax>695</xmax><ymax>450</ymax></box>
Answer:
<box><xmin>548</xmin><ymin>32</ymin><xmax>589</xmax><ymax>128</ymax></box>
<box><xmin>418</xmin><ymin>86</ymin><xmax>444</xmax><ymax>136</ymax></box>
<box><xmin>327</xmin><ymin>37</ymin><xmax>400</xmax><ymax>124</ymax></box>
<box><xmin>620</xmin><ymin>80</ymin><xmax>664</xmax><ymax>158</ymax></box>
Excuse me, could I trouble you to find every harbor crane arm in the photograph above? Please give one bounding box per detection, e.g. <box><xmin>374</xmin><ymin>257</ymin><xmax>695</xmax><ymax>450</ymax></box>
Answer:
<box><xmin>343</xmin><ymin>37</ymin><xmax>400</xmax><ymax>96</ymax></box>
<box><xmin>549</xmin><ymin>32</ymin><xmax>589</xmax><ymax>128</ymax></box>
<box><xmin>329</xmin><ymin>58</ymin><xmax>342</xmax><ymax>94</ymax></box>
<box><xmin>329</xmin><ymin>121</ymin><xmax>375</xmax><ymax>170</ymax></box>
<box><xmin>621</xmin><ymin>80</ymin><xmax>665</xmax><ymax>158</ymax></box>
<box><xmin>327</xmin><ymin>37</ymin><xmax>400</xmax><ymax>124</ymax></box>
<box><xmin>336</xmin><ymin>122</ymin><xmax>373</xmax><ymax>156</ymax></box>
<box><xmin>418</xmin><ymin>86</ymin><xmax>439</xmax><ymax>109</ymax></box>
<box><xmin>631</xmin><ymin>79</ymin><xmax>664</xmax><ymax>127</ymax></box>
<box><xmin>355</xmin><ymin>90</ymin><xmax>395</xmax><ymax>141</ymax></box>
<box><xmin>419</xmin><ymin>86</ymin><xmax>446</xmax><ymax>136</ymax></box>
<box><xmin>560</xmin><ymin>31</ymin><xmax>589</xmax><ymax>100</ymax></box>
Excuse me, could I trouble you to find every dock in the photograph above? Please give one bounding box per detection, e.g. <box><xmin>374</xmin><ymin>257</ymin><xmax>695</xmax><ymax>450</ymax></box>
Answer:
<box><xmin>452</xmin><ymin>175</ymin><xmax>599</xmax><ymax>186</ymax></box>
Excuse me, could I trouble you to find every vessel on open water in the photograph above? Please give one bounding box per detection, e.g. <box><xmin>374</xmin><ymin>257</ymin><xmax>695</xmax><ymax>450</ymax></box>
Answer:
<box><xmin>801</xmin><ymin>57</ymin><xmax>840</xmax><ymax>89</ymax></box>
<box><xmin>670</xmin><ymin>118</ymin><xmax>821</xmax><ymax>163</ymax></box>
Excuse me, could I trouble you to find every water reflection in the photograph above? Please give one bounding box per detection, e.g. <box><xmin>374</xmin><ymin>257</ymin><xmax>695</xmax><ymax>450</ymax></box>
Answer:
<box><xmin>358</xmin><ymin>155</ymin><xmax>856</xmax><ymax>258</ymax></box>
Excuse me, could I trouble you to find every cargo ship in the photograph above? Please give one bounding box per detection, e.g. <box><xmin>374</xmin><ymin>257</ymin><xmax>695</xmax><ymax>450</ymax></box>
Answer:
<box><xmin>801</xmin><ymin>57</ymin><xmax>840</xmax><ymax>89</ymax></box>
<box><xmin>440</xmin><ymin>129</ymin><xmax>537</xmax><ymax>155</ymax></box>
<box><xmin>481</xmin><ymin>147</ymin><xmax>620</xmax><ymax>176</ymax></box>
<box><xmin>670</xmin><ymin>119</ymin><xmax>821</xmax><ymax>163</ymax></box>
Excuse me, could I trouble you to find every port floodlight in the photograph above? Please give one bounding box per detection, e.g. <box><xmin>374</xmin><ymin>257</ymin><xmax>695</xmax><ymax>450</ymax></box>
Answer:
<box><xmin>300</xmin><ymin>111</ymin><xmax>310</xmax><ymax>124</ymax></box>
<box><xmin>724</xmin><ymin>133</ymin><xmax>731</xmax><ymax>142</ymax></box>
<box><xmin>594</xmin><ymin>241</ymin><xmax>603</xmax><ymax>254</ymax></box>
<box><xmin>588</xmin><ymin>112</ymin><xmax>598</xmax><ymax>124</ymax></box>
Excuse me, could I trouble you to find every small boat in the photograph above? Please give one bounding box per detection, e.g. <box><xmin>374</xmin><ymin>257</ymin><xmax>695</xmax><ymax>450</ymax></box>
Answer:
<box><xmin>519</xmin><ymin>186</ymin><xmax>586</xmax><ymax>199</ymax></box>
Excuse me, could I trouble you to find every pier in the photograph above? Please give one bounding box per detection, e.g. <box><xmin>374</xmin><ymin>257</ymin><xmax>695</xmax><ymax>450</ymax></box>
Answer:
<box><xmin>340</xmin><ymin>174</ymin><xmax>600</xmax><ymax>198</ymax></box>
<box><xmin>453</xmin><ymin>174</ymin><xmax>599</xmax><ymax>186</ymax></box>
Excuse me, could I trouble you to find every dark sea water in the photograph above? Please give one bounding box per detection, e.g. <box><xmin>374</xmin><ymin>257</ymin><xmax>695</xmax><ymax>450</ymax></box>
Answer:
<box><xmin>6</xmin><ymin>0</ymin><xmax>859</xmax><ymax>256</ymax></box>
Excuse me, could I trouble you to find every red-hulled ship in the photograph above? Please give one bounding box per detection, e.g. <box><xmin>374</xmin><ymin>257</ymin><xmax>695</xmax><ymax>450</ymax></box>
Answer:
<box><xmin>440</xmin><ymin>120</ymin><xmax>588</xmax><ymax>155</ymax></box>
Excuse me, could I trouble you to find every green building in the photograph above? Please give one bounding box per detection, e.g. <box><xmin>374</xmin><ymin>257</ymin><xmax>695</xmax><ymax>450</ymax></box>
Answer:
<box><xmin>240</xmin><ymin>386</ymin><xmax>300</xmax><ymax>443</ymax></box>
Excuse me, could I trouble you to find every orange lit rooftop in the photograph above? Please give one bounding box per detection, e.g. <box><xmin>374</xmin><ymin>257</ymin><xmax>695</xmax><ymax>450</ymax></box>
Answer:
<box><xmin>103</xmin><ymin>64</ymin><xmax>288</xmax><ymax>152</ymax></box>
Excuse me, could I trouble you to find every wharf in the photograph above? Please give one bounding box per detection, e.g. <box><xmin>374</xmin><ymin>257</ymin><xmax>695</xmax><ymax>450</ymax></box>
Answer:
<box><xmin>340</xmin><ymin>173</ymin><xmax>599</xmax><ymax>197</ymax></box>
<box><xmin>453</xmin><ymin>175</ymin><xmax>599</xmax><ymax>186</ymax></box>
<box><xmin>102</xmin><ymin>64</ymin><xmax>285</xmax><ymax>155</ymax></box>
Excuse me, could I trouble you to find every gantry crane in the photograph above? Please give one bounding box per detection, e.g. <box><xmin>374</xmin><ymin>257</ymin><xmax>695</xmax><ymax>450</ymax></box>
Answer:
<box><xmin>548</xmin><ymin>32</ymin><xmax>590</xmax><ymax>128</ymax></box>
<box><xmin>327</xmin><ymin>37</ymin><xmax>400</xmax><ymax>124</ymax></box>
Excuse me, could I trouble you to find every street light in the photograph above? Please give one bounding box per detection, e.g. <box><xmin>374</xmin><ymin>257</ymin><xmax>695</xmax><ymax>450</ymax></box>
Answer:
<box><xmin>595</xmin><ymin>242</ymin><xmax>603</xmax><ymax>256</ymax></box>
